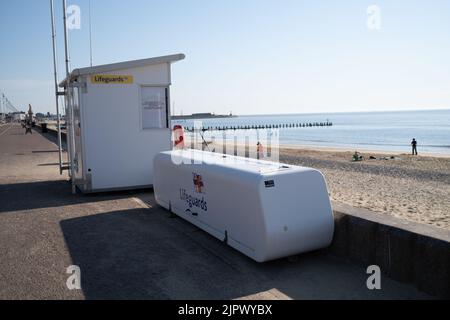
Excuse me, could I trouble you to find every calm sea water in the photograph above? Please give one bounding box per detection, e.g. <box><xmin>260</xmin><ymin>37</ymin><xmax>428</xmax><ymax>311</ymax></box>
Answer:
<box><xmin>172</xmin><ymin>109</ymin><xmax>450</xmax><ymax>154</ymax></box>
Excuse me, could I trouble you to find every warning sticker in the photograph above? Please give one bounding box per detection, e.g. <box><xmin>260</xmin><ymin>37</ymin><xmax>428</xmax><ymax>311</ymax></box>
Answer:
<box><xmin>264</xmin><ymin>180</ymin><xmax>275</xmax><ymax>188</ymax></box>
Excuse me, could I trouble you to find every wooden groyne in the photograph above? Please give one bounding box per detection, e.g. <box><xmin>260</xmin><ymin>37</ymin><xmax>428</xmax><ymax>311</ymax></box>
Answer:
<box><xmin>183</xmin><ymin>121</ymin><xmax>333</xmax><ymax>132</ymax></box>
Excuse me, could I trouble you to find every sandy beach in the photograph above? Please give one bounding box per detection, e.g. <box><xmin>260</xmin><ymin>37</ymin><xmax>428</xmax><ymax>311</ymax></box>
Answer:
<box><xmin>193</xmin><ymin>140</ymin><xmax>450</xmax><ymax>230</ymax></box>
<box><xmin>279</xmin><ymin>147</ymin><xmax>450</xmax><ymax>230</ymax></box>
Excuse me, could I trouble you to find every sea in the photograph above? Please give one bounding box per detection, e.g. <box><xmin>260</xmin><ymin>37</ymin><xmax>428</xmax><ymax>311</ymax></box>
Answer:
<box><xmin>172</xmin><ymin>109</ymin><xmax>450</xmax><ymax>155</ymax></box>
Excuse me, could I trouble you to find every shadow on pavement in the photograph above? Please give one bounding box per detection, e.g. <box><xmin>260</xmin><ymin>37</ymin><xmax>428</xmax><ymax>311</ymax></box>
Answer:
<box><xmin>59</xmin><ymin>207</ymin><xmax>307</xmax><ymax>300</ymax></box>
<box><xmin>0</xmin><ymin>180</ymin><xmax>143</xmax><ymax>214</ymax></box>
<box><xmin>59</xmin><ymin>205</ymin><xmax>431</xmax><ymax>300</ymax></box>
<box><xmin>32</xmin><ymin>150</ymin><xmax>61</xmax><ymax>153</ymax></box>
<box><xmin>35</xmin><ymin>130</ymin><xmax>67</xmax><ymax>151</ymax></box>
<box><xmin>38</xmin><ymin>163</ymin><xmax>62</xmax><ymax>167</ymax></box>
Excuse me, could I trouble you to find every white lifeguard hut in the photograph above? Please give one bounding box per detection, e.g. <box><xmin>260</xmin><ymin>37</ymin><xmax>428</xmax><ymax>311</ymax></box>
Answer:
<box><xmin>59</xmin><ymin>54</ymin><xmax>185</xmax><ymax>193</ymax></box>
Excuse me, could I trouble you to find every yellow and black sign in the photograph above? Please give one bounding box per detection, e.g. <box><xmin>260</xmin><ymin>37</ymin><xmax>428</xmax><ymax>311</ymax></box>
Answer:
<box><xmin>91</xmin><ymin>75</ymin><xmax>134</xmax><ymax>84</ymax></box>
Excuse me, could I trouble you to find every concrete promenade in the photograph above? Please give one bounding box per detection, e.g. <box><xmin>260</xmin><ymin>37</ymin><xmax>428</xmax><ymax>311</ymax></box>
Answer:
<box><xmin>0</xmin><ymin>124</ymin><xmax>432</xmax><ymax>299</ymax></box>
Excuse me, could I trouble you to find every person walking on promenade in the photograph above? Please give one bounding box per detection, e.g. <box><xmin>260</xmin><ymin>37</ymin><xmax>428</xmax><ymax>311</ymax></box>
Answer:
<box><xmin>25</xmin><ymin>121</ymin><xmax>32</xmax><ymax>135</ymax></box>
<box><xmin>411</xmin><ymin>138</ymin><xmax>418</xmax><ymax>155</ymax></box>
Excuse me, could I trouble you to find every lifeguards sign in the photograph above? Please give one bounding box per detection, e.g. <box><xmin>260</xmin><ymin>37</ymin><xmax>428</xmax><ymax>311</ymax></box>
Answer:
<box><xmin>91</xmin><ymin>75</ymin><xmax>134</xmax><ymax>84</ymax></box>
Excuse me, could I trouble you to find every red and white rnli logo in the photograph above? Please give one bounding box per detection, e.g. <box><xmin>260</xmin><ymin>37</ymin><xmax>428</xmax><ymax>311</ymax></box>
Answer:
<box><xmin>193</xmin><ymin>173</ymin><xmax>204</xmax><ymax>194</ymax></box>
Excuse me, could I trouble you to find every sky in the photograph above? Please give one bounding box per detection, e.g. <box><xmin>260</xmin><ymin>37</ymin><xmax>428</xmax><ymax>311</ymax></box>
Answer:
<box><xmin>1</xmin><ymin>0</ymin><xmax>450</xmax><ymax>115</ymax></box>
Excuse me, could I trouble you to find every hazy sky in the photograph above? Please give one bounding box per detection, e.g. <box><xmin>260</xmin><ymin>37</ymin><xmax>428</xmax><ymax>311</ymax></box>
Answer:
<box><xmin>1</xmin><ymin>0</ymin><xmax>450</xmax><ymax>115</ymax></box>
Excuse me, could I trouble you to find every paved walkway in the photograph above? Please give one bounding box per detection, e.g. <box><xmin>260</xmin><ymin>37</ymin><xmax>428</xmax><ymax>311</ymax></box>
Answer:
<box><xmin>0</xmin><ymin>124</ymin><xmax>432</xmax><ymax>299</ymax></box>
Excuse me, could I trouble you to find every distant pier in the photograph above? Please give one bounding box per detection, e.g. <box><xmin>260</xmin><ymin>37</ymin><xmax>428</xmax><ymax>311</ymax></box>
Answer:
<box><xmin>171</xmin><ymin>112</ymin><xmax>237</xmax><ymax>120</ymax></box>
<box><xmin>183</xmin><ymin>121</ymin><xmax>333</xmax><ymax>132</ymax></box>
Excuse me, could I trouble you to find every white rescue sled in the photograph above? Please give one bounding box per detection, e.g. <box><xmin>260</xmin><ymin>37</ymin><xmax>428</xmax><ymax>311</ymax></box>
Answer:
<box><xmin>153</xmin><ymin>150</ymin><xmax>334</xmax><ymax>262</ymax></box>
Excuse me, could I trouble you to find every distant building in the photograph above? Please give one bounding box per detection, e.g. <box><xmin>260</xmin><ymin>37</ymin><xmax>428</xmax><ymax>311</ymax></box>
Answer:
<box><xmin>193</xmin><ymin>113</ymin><xmax>215</xmax><ymax>118</ymax></box>
<box><xmin>171</xmin><ymin>112</ymin><xmax>237</xmax><ymax>120</ymax></box>
<box><xmin>11</xmin><ymin>112</ymin><xmax>26</xmax><ymax>122</ymax></box>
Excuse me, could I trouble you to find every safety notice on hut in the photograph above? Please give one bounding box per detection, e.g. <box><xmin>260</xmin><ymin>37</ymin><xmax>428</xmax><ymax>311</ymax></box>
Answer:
<box><xmin>91</xmin><ymin>75</ymin><xmax>134</xmax><ymax>84</ymax></box>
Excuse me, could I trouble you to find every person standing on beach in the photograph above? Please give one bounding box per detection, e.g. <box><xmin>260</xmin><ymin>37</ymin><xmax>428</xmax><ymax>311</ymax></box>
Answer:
<box><xmin>257</xmin><ymin>142</ymin><xmax>264</xmax><ymax>160</ymax></box>
<box><xmin>411</xmin><ymin>138</ymin><xmax>418</xmax><ymax>155</ymax></box>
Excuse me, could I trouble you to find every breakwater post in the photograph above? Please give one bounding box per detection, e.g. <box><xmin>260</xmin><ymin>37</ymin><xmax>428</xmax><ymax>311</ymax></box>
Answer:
<box><xmin>183</xmin><ymin>121</ymin><xmax>333</xmax><ymax>132</ymax></box>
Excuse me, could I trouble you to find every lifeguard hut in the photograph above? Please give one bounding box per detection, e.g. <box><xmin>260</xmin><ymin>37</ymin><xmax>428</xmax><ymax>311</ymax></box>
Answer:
<box><xmin>59</xmin><ymin>54</ymin><xmax>185</xmax><ymax>193</ymax></box>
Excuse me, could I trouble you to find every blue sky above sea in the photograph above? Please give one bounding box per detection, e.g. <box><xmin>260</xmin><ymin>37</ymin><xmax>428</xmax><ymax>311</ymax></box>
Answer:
<box><xmin>1</xmin><ymin>0</ymin><xmax>450</xmax><ymax>115</ymax></box>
